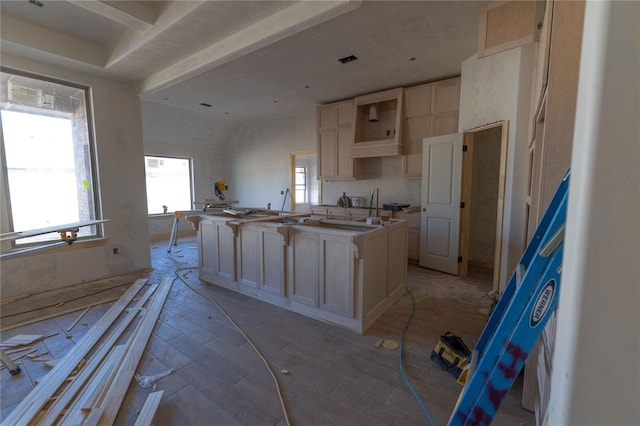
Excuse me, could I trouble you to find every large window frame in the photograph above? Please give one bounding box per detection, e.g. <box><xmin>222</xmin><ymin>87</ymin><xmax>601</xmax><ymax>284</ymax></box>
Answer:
<box><xmin>144</xmin><ymin>155</ymin><xmax>194</xmax><ymax>215</ymax></box>
<box><xmin>0</xmin><ymin>67</ymin><xmax>102</xmax><ymax>247</ymax></box>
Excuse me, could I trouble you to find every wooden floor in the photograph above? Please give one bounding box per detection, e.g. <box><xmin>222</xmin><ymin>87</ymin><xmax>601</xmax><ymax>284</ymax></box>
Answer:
<box><xmin>1</xmin><ymin>237</ymin><xmax>535</xmax><ymax>425</ymax></box>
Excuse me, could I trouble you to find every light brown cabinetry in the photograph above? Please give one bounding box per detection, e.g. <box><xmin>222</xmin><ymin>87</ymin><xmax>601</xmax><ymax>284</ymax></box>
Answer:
<box><xmin>198</xmin><ymin>218</ymin><xmax>237</xmax><ymax>286</ymax></box>
<box><xmin>401</xmin><ymin>77</ymin><xmax>461</xmax><ymax>178</ymax></box>
<box><xmin>317</xmin><ymin>100</ymin><xmax>356</xmax><ymax>180</ymax></box>
<box><xmin>197</xmin><ymin>213</ymin><xmax>408</xmax><ymax>334</ymax></box>
<box><xmin>395</xmin><ymin>211</ymin><xmax>420</xmax><ymax>261</ymax></box>
<box><xmin>235</xmin><ymin>223</ymin><xmax>287</xmax><ymax>302</ymax></box>
<box><xmin>477</xmin><ymin>1</ymin><xmax>545</xmax><ymax>58</ymax></box>
<box><xmin>352</xmin><ymin>88</ymin><xmax>403</xmax><ymax>158</ymax></box>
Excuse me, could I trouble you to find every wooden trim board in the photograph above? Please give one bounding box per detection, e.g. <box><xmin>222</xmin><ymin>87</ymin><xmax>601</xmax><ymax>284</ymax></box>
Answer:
<box><xmin>134</xmin><ymin>391</ymin><xmax>165</xmax><ymax>426</ymax></box>
<box><xmin>1</xmin><ymin>278</ymin><xmax>148</xmax><ymax>425</ymax></box>
<box><xmin>40</xmin><ymin>285</ymin><xmax>157</xmax><ymax>425</ymax></box>
<box><xmin>93</xmin><ymin>276</ymin><xmax>174</xmax><ymax>426</ymax></box>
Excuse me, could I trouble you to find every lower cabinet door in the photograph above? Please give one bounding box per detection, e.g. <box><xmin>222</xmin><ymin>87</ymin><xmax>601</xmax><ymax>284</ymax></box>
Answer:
<box><xmin>289</xmin><ymin>232</ymin><xmax>319</xmax><ymax>307</ymax></box>
<box><xmin>319</xmin><ymin>234</ymin><xmax>355</xmax><ymax>318</ymax></box>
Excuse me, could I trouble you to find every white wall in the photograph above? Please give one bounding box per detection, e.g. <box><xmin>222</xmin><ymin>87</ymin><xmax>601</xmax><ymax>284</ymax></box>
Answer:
<box><xmin>459</xmin><ymin>46</ymin><xmax>534</xmax><ymax>290</ymax></box>
<box><xmin>549</xmin><ymin>1</ymin><xmax>640</xmax><ymax>423</ymax></box>
<box><xmin>0</xmin><ymin>54</ymin><xmax>151</xmax><ymax>298</ymax></box>
<box><xmin>224</xmin><ymin>109</ymin><xmax>317</xmax><ymax>211</ymax></box>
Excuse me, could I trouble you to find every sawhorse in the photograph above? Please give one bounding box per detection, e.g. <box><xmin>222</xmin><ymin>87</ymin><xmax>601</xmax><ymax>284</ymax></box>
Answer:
<box><xmin>167</xmin><ymin>211</ymin><xmax>183</xmax><ymax>253</ymax></box>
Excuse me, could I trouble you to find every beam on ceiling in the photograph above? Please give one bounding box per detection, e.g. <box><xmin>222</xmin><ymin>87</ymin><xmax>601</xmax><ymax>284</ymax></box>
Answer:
<box><xmin>0</xmin><ymin>15</ymin><xmax>106</xmax><ymax>68</ymax></box>
<box><xmin>67</xmin><ymin>0</ymin><xmax>155</xmax><ymax>32</ymax></box>
<box><xmin>138</xmin><ymin>0</ymin><xmax>362</xmax><ymax>96</ymax></box>
<box><xmin>104</xmin><ymin>1</ymin><xmax>205</xmax><ymax>69</ymax></box>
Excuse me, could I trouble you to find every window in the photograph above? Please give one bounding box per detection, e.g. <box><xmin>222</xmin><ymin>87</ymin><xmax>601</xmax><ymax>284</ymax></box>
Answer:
<box><xmin>0</xmin><ymin>69</ymin><xmax>100</xmax><ymax>244</ymax></box>
<box><xmin>144</xmin><ymin>155</ymin><xmax>193</xmax><ymax>214</ymax></box>
<box><xmin>295</xmin><ymin>166</ymin><xmax>307</xmax><ymax>204</ymax></box>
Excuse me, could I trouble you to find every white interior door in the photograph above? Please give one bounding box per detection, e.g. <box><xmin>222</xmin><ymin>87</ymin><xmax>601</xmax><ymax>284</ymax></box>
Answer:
<box><xmin>420</xmin><ymin>133</ymin><xmax>463</xmax><ymax>274</ymax></box>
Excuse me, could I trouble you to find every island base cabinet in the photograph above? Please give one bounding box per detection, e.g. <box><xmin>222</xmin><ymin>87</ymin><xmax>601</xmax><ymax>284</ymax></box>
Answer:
<box><xmin>199</xmin><ymin>219</ymin><xmax>237</xmax><ymax>289</ymax></box>
<box><xmin>198</xmin><ymin>214</ymin><xmax>408</xmax><ymax>335</ymax></box>
<box><xmin>360</xmin><ymin>226</ymin><xmax>408</xmax><ymax>331</ymax></box>
<box><xmin>236</xmin><ymin>225</ymin><xmax>288</xmax><ymax>306</ymax></box>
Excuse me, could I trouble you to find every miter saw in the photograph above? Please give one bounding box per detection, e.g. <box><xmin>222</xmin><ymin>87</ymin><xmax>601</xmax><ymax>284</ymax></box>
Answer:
<box><xmin>213</xmin><ymin>179</ymin><xmax>228</xmax><ymax>201</ymax></box>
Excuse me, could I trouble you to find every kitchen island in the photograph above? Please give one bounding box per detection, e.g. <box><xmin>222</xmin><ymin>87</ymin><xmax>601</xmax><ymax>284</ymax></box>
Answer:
<box><xmin>194</xmin><ymin>212</ymin><xmax>408</xmax><ymax>334</ymax></box>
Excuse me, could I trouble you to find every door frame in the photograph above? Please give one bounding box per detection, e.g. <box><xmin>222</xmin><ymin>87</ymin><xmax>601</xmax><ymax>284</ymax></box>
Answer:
<box><xmin>459</xmin><ymin>121</ymin><xmax>509</xmax><ymax>292</ymax></box>
<box><xmin>289</xmin><ymin>150</ymin><xmax>321</xmax><ymax>212</ymax></box>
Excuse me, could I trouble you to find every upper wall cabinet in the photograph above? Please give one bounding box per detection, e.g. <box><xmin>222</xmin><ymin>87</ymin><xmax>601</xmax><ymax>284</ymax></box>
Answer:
<box><xmin>477</xmin><ymin>1</ymin><xmax>545</xmax><ymax>58</ymax></box>
<box><xmin>351</xmin><ymin>88</ymin><xmax>404</xmax><ymax>158</ymax></box>
<box><xmin>317</xmin><ymin>100</ymin><xmax>356</xmax><ymax>180</ymax></box>
<box><xmin>401</xmin><ymin>77</ymin><xmax>461</xmax><ymax>178</ymax></box>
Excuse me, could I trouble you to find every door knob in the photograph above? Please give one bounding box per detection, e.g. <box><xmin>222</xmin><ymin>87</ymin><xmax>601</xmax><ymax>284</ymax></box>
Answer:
<box><xmin>422</xmin><ymin>208</ymin><xmax>426</xmax><ymax>212</ymax></box>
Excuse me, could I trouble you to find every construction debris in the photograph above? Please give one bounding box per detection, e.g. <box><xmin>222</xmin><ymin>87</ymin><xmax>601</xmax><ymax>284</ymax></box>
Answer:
<box><xmin>2</xmin><ymin>277</ymin><xmax>174</xmax><ymax>426</ymax></box>
<box><xmin>382</xmin><ymin>340</ymin><xmax>399</xmax><ymax>350</ymax></box>
<box><xmin>135</xmin><ymin>368</ymin><xmax>174</xmax><ymax>389</ymax></box>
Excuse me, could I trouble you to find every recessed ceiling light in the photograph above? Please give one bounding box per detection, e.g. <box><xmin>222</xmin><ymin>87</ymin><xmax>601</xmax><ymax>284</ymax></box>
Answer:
<box><xmin>163</xmin><ymin>97</ymin><xmax>169</xmax><ymax>100</ymax></box>
<box><xmin>29</xmin><ymin>0</ymin><xmax>44</xmax><ymax>7</ymax></box>
<box><xmin>338</xmin><ymin>55</ymin><xmax>358</xmax><ymax>64</ymax></box>
<box><xmin>273</xmin><ymin>100</ymin><xmax>278</xmax><ymax>103</ymax></box>
<box><xmin>225</xmin><ymin>112</ymin><xmax>229</xmax><ymax>115</ymax></box>
<box><xmin>305</xmin><ymin>85</ymin><xmax>310</xmax><ymax>89</ymax></box>
<box><xmin>199</xmin><ymin>102</ymin><xmax>212</xmax><ymax>108</ymax></box>
<box><xmin>409</xmin><ymin>57</ymin><xmax>416</xmax><ymax>61</ymax></box>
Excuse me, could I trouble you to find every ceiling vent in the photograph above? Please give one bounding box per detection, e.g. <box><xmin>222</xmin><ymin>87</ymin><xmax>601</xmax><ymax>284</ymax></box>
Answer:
<box><xmin>338</xmin><ymin>55</ymin><xmax>358</xmax><ymax>64</ymax></box>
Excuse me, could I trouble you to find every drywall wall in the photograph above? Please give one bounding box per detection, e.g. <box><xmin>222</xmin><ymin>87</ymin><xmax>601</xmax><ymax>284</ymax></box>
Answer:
<box><xmin>459</xmin><ymin>46</ymin><xmax>534</xmax><ymax>290</ymax></box>
<box><xmin>148</xmin><ymin>215</ymin><xmax>196</xmax><ymax>241</ymax></box>
<box><xmin>548</xmin><ymin>1</ymin><xmax>639</xmax><ymax>423</ymax></box>
<box><xmin>141</xmin><ymin>101</ymin><xmax>237</xmax><ymax>148</ymax></box>
<box><xmin>224</xmin><ymin>109</ymin><xmax>317</xmax><ymax>211</ymax></box>
<box><xmin>469</xmin><ymin>126</ymin><xmax>501</xmax><ymax>265</ymax></box>
<box><xmin>0</xmin><ymin>54</ymin><xmax>151</xmax><ymax>298</ymax></box>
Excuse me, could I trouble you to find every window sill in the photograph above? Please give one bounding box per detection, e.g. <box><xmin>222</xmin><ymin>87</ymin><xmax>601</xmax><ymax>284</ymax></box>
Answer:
<box><xmin>3</xmin><ymin>238</ymin><xmax>108</xmax><ymax>260</ymax></box>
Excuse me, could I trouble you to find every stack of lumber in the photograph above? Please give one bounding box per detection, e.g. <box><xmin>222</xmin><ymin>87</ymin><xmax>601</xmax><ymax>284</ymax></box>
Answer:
<box><xmin>1</xmin><ymin>276</ymin><xmax>173</xmax><ymax>426</ymax></box>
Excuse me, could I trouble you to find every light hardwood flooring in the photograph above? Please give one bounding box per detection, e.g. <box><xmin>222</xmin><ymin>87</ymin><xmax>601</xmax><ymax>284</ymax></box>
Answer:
<box><xmin>1</xmin><ymin>237</ymin><xmax>535</xmax><ymax>425</ymax></box>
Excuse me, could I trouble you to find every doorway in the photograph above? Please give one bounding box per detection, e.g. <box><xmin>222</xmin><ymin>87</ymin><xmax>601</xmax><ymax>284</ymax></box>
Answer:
<box><xmin>459</xmin><ymin>121</ymin><xmax>508</xmax><ymax>292</ymax></box>
<box><xmin>289</xmin><ymin>151</ymin><xmax>320</xmax><ymax>213</ymax></box>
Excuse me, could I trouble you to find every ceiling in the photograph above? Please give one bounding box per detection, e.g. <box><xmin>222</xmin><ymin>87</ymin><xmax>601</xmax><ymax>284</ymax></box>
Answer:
<box><xmin>1</xmin><ymin>0</ymin><xmax>485</xmax><ymax>121</ymax></box>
